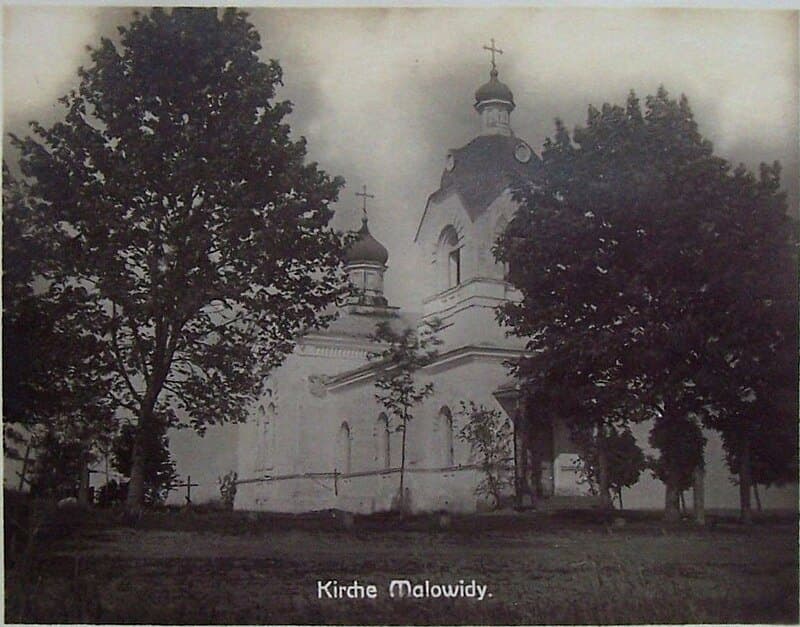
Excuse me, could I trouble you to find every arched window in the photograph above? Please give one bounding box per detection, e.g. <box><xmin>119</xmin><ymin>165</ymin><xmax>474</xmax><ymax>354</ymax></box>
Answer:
<box><xmin>438</xmin><ymin>226</ymin><xmax>461</xmax><ymax>290</ymax></box>
<box><xmin>376</xmin><ymin>413</ymin><xmax>391</xmax><ymax>469</ymax></box>
<box><xmin>493</xmin><ymin>215</ymin><xmax>510</xmax><ymax>279</ymax></box>
<box><xmin>256</xmin><ymin>402</ymin><xmax>276</xmax><ymax>471</ymax></box>
<box><xmin>439</xmin><ymin>406</ymin><xmax>455</xmax><ymax>466</ymax></box>
<box><xmin>337</xmin><ymin>422</ymin><xmax>352</xmax><ymax>474</ymax></box>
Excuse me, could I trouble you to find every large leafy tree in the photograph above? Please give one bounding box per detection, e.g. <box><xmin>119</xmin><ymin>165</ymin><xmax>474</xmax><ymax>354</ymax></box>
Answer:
<box><xmin>497</xmin><ymin>88</ymin><xmax>796</xmax><ymax>519</ymax></box>
<box><xmin>10</xmin><ymin>8</ymin><xmax>347</xmax><ymax>510</ymax></box>
<box><xmin>696</xmin><ymin>162</ymin><xmax>797</xmax><ymax>522</ymax></box>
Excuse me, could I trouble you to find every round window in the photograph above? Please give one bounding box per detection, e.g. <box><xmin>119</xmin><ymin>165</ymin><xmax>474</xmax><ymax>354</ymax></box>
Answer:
<box><xmin>514</xmin><ymin>142</ymin><xmax>532</xmax><ymax>164</ymax></box>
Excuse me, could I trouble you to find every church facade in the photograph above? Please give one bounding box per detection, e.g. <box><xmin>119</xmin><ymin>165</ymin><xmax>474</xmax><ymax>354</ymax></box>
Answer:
<box><xmin>234</xmin><ymin>60</ymin><xmax>588</xmax><ymax>514</ymax></box>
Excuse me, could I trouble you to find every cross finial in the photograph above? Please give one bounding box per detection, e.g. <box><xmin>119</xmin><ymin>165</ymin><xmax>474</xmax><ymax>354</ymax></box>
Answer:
<box><xmin>483</xmin><ymin>38</ymin><xmax>503</xmax><ymax>72</ymax></box>
<box><xmin>355</xmin><ymin>184</ymin><xmax>375</xmax><ymax>220</ymax></box>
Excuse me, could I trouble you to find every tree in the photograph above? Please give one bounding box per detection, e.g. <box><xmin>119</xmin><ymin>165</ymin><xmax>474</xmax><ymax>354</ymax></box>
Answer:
<box><xmin>10</xmin><ymin>8</ymin><xmax>348</xmax><ymax>511</ymax></box>
<box><xmin>370</xmin><ymin>319</ymin><xmax>442</xmax><ymax>513</ymax></box>
<box><xmin>694</xmin><ymin>163</ymin><xmax>798</xmax><ymax>523</ymax></box>
<box><xmin>3</xmin><ymin>164</ymin><xmax>116</xmax><ymax>497</ymax></box>
<box><xmin>648</xmin><ymin>412</ymin><xmax>705</xmax><ymax>521</ymax></box>
<box><xmin>457</xmin><ymin>401</ymin><xmax>514</xmax><ymax>509</ymax></box>
<box><xmin>111</xmin><ymin>422</ymin><xmax>178</xmax><ymax>505</ymax></box>
<box><xmin>27</xmin><ymin>432</ymin><xmax>85</xmax><ymax>499</ymax></box>
<box><xmin>574</xmin><ymin>426</ymin><xmax>646</xmax><ymax>510</ymax></box>
<box><xmin>497</xmin><ymin>88</ymin><xmax>796</xmax><ymax>520</ymax></box>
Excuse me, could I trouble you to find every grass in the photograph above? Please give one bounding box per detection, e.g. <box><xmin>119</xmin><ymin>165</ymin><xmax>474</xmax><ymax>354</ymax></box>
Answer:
<box><xmin>4</xmin><ymin>497</ymin><xmax>798</xmax><ymax>624</ymax></box>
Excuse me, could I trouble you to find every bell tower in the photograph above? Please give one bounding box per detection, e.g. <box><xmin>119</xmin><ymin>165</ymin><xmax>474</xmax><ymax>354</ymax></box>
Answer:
<box><xmin>414</xmin><ymin>42</ymin><xmax>540</xmax><ymax>349</ymax></box>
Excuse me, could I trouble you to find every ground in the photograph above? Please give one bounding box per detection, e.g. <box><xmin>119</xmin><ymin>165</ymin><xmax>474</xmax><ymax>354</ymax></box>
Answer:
<box><xmin>5</xmin><ymin>499</ymin><xmax>798</xmax><ymax>624</ymax></box>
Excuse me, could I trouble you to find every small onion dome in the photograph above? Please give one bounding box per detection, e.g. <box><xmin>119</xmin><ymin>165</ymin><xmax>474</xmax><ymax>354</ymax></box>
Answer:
<box><xmin>346</xmin><ymin>217</ymin><xmax>389</xmax><ymax>265</ymax></box>
<box><xmin>475</xmin><ymin>68</ymin><xmax>515</xmax><ymax>110</ymax></box>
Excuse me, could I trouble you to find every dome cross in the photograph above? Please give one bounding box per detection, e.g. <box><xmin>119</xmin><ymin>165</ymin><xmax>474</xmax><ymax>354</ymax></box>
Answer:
<box><xmin>482</xmin><ymin>38</ymin><xmax>503</xmax><ymax>72</ymax></box>
<box><xmin>355</xmin><ymin>184</ymin><xmax>375</xmax><ymax>220</ymax></box>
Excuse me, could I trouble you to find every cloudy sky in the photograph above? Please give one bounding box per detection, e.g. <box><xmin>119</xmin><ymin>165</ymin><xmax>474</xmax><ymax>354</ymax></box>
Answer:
<box><xmin>4</xmin><ymin>7</ymin><xmax>798</xmax><ymax>309</ymax></box>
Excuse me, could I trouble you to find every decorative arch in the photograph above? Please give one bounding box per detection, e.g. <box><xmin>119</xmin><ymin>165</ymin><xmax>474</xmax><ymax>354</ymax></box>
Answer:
<box><xmin>376</xmin><ymin>413</ymin><xmax>391</xmax><ymax>469</ymax></box>
<box><xmin>439</xmin><ymin>406</ymin><xmax>455</xmax><ymax>466</ymax></box>
<box><xmin>337</xmin><ymin>421</ymin><xmax>352</xmax><ymax>474</ymax></box>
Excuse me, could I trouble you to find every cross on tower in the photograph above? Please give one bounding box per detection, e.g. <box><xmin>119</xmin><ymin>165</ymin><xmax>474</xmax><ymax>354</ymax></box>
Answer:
<box><xmin>355</xmin><ymin>184</ymin><xmax>375</xmax><ymax>219</ymax></box>
<box><xmin>483</xmin><ymin>38</ymin><xmax>503</xmax><ymax>71</ymax></box>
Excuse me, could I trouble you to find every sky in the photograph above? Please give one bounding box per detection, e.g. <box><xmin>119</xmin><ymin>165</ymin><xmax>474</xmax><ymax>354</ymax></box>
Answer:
<box><xmin>4</xmin><ymin>7</ymin><xmax>798</xmax><ymax>310</ymax></box>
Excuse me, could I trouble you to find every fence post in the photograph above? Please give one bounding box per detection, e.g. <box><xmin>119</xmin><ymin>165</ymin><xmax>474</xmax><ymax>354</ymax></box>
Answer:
<box><xmin>334</xmin><ymin>468</ymin><xmax>338</xmax><ymax>496</ymax></box>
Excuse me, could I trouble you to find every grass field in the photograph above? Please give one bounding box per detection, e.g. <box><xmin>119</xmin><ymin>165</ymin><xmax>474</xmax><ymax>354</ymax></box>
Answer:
<box><xmin>5</xmin><ymin>501</ymin><xmax>798</xmax><ymax>624</ymax></box>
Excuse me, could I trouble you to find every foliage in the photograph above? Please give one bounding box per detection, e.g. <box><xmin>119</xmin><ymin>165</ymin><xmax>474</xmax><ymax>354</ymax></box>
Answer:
<box><xmin>457</xmin><ymin>401</ymin><xmax>514</xmax><ymax>508</ymax></box>
<box><xmin>111</xmin><ymin>423</ymin><xmax>178</xmax><ymax>505</ymax></box>
<box><xmin>27</xmin><ymin>432</ymin><xmax>86</xmax><ymax>498</ymax></box>
<box><xmin>647</xmin><ymin>413</ymin><xmax>705</xmax><ymax>516</ymax></box>
<box><xmin>9</xmin><ymin>8</ymin><xmax>348</xmax><ymax>509</ymax></box>
<box><xmin>3</xmin><ymin>165</ymin><xmax>116</xmax><ymax>462</ymax></box>
<box><xmin>369</xmin><ymin>318</ymin><xmax>442</xmax><ymax>510</ymax></box>
<box><xmin>218</xmin><ymin>470</ymin><xmax>238</xmax><ymax>509</ymax></box>
<box><xmin>496</xmin><ymin>87</ymin><xmax>797</xmax><ymax>518</ymax></box>
<box><xmin>693</xmin><ymin>162</ymin><xmax>798</xmax><ymax>520</ymax></box>
<box><xmin>573</xmin><ymin>426</ymin><xmax>646</xmax><ymax>509</ymax></box>
<box><xmin>96</xmin><ymin>480</ymin><xmax>128</xmax><ymax>507</ymax></box>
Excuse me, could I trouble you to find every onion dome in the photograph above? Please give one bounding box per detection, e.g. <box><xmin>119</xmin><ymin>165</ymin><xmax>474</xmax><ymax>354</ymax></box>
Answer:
<box><xmin>474</xmin><ymin>68</ymin><xmax>515</xmax><ymax>111</ymax></box>
<box><xmin>346</xmin><ymin>217</ymin><xmax>389</xmax><ymax>265</ymax></box>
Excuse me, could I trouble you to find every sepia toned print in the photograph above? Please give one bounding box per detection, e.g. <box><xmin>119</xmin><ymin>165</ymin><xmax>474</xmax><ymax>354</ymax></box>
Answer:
<box><xmin>3</xmin><ymin>6</ymin><xmax>798</xmax><ymax>624</ymax></box>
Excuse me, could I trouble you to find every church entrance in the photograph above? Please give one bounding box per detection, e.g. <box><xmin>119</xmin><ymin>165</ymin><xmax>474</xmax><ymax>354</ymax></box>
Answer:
<box><xmin>494</xmin><ymin>385</ymin><xmax>555</xmax><ymax>508</ymax></box>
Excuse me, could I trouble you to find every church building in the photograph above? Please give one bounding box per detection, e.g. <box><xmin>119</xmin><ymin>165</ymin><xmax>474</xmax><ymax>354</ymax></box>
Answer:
<box><xmin>234</xmin><ymin>54</ymin><xmax>587</xmax><ymax>513</ymax></box>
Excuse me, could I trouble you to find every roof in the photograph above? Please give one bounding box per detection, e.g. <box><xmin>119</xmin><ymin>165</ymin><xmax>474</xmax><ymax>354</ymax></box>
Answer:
<box><xmin>309</xmin><ymin>308</ymin><xmax>422</xmax><ymax>342</ymax></box>
<box><xmin>424</xmin><ymin>134</ymin><xmax>542</xmax><ymax>223</ymax></box>
<box><xmin>345</xmin><ymin>217</ymin><xmax>389</xmax><ymax>265</ymax></box>
<box><xmin>474</xmin><ymin>68</ymin><xmax>514</xmax><ymax>109</ymax></box>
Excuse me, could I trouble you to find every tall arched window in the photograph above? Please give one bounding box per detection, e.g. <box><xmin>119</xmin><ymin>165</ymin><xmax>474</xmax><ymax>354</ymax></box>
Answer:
<box><xmin>493</xmin><ymin>215</ymin><xmax>510</xmax><ymax>279</ymax></box>
<box><xmin>376</xmin><ymin>413</ymin><xmax>391</xmax><ymax>469</ymax></box>
<box><xmin>439</xmin><ymin>406</ymin><xmax>455</xmax><ymax>466</ymax></box>
<box><xmin>438</xmin><ymin>226</ymin><xmax>461</xmax><ymax>290</ymax></box>
<box><xmin>337</xmin><ymin>422</ymin><xmax>352</xmax><ymax>474</ymax></box>
<box><xmin>256</xmin><ymin>402</ymin><xmax>276</xmax><ymax>471</ymax></box>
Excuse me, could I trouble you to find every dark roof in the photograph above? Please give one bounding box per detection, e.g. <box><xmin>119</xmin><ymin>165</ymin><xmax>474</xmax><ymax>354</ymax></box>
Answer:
<box><xmin>426</xmin><ymin>134</ymin><xmax>542</xmax><ymax>222</ymax></box>
<box><xmin>346</xmin><ymin>217</ymin><xmax>389</xmax><ymax>265</ymax></box>
<box><xmin>475</xmin><ymin>68</ymin><xmax>514</xmax><ymax>108</ymax></box>
<box><xmin>312</xmin><ymin>308</ymin><xmax>421</xmax><ymax>341</ymax></box>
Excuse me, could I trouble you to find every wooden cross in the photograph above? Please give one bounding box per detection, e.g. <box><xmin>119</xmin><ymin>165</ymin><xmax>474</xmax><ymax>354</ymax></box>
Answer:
<box><xmin>355</xmin><ymin>184</ymin><xmax>374</xmax><ymax>219</ymax></box>
<box><xmin>17</xmin><ymin>444</ymin><xmax>31</xmax><ymax>491</ymax></box>
<box><xmin>174</xmin><ymin>475</ymin><xmax>199</xmax><ymax>505</ymax></box>
<box><xmin>483</xmin><ymin>38</ymin><xmax>503</xmax><ymax>71</ymax></box>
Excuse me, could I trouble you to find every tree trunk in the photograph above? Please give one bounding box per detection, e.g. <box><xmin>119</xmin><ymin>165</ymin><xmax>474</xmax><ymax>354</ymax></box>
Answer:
<box><xmin>753</xmin><ymin>483</ymin><xmax>762</xmax><ymax>513</ymax></box>
<box><xmin>78</xmin><ymin>451</ymin><xmax>91</xmax><ymax>506</ymax></box>
<box><xmin>739</xmin><ymin>438</ymin><xmax>753</xmax><ymax>525</ymax></box>
<box><xmin>126</xmin><ymin>402</ymin><xmax>155</xmax><ymax>513</ymax></box>
<box><xmin>664</xmin><ymin>467</ymin><xmax>681</xmax><ymax>522</ymax></box>
<box><xmin>596</xmin><ymin>435</ymin><xmax>613</xmax><ymax>510</ymax></box>
<box><xmin>398</xmin><ymin>416</ymin><xmax>408</xmax><ymax>514</ymax></box>
<box><xmin>693</xmin><ymin>466</ymin><xmax>705</xmax><ymax>526</ymax></box>
<box><xmin>617</xmin><ymin>489</ymin><xmax>624</xmax><ymax>511</ymax></box>
<box><xmin>126</xmin><ymin>437</ymin><xmax>147</xmax><ymax>512</ymax></box>
<box><xmin>679</xmin><ymin>490</ymin><xmax>687</xmax><ymax>514</ymax></box>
